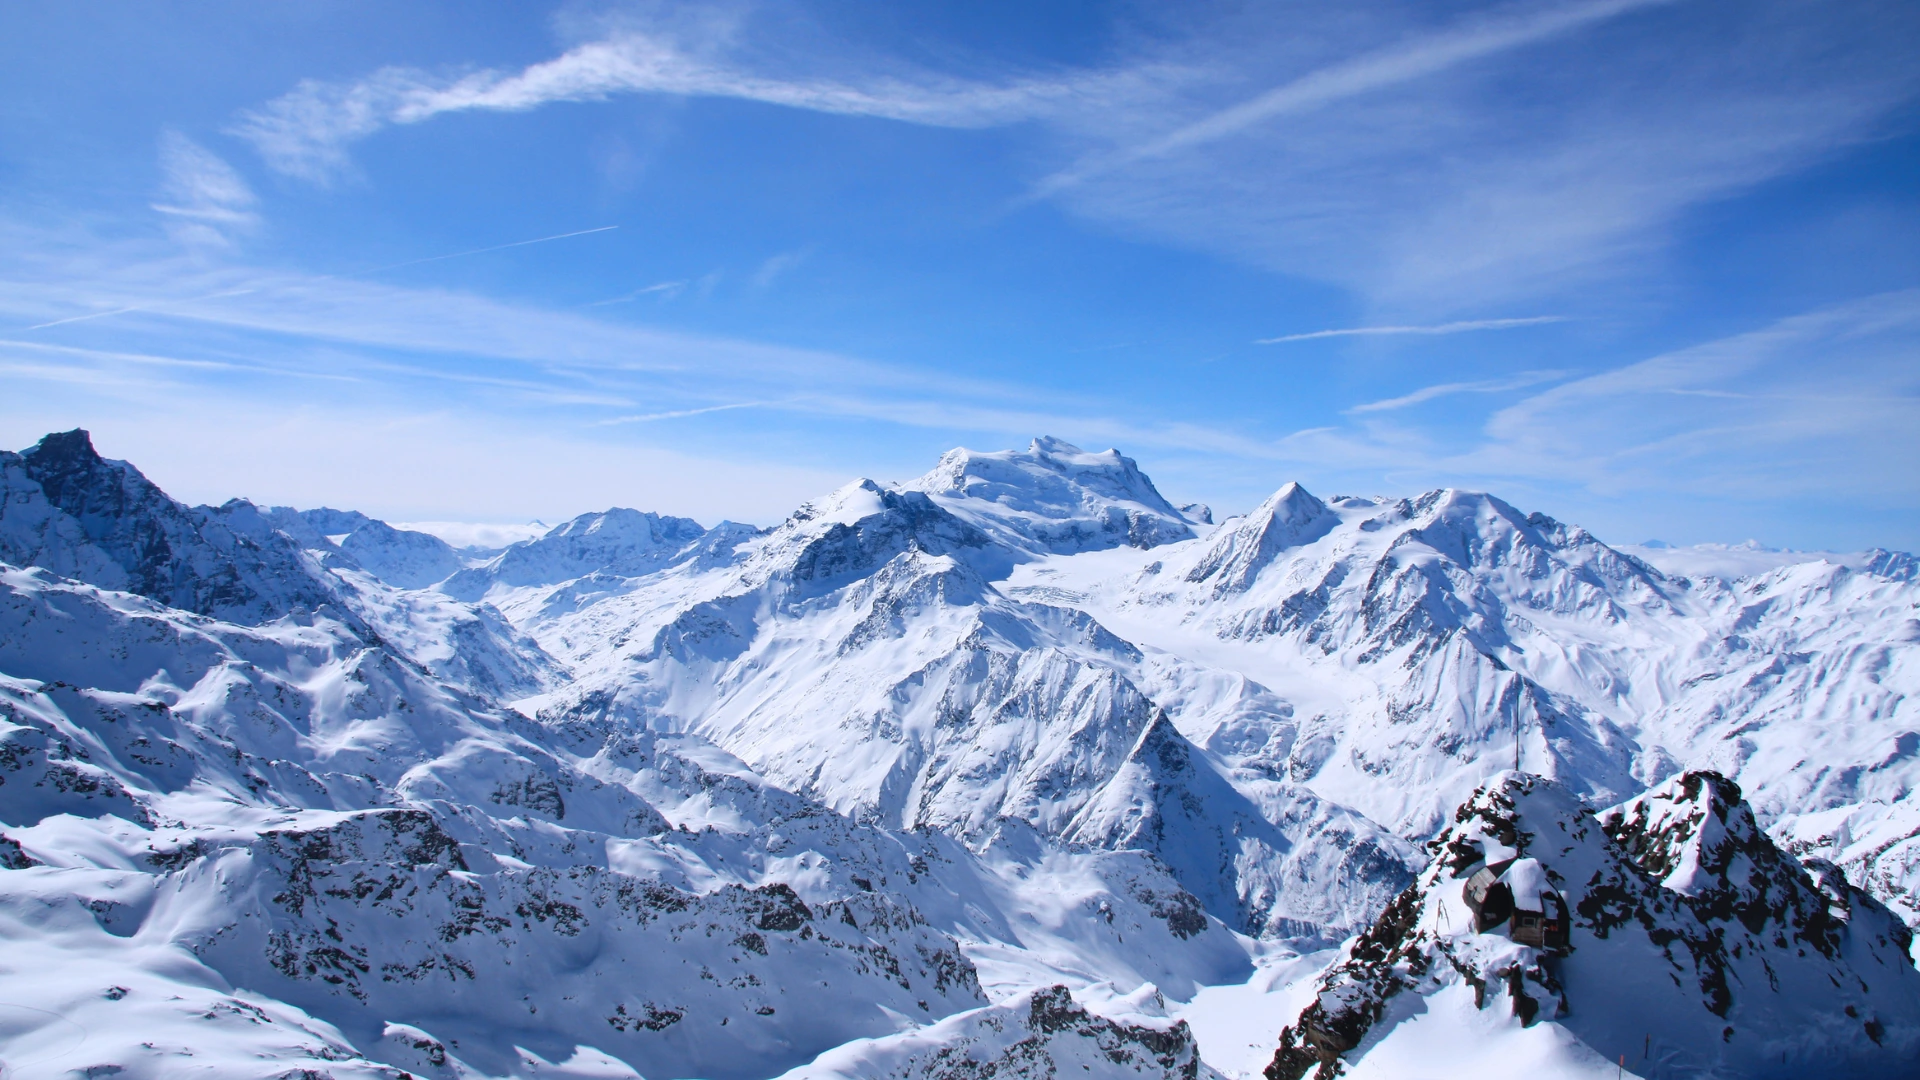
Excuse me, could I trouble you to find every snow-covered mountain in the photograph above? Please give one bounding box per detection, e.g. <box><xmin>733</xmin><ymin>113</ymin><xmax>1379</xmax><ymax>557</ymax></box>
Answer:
<box><xmin>1006</xmin><ymin>480</ymin><xmax>1920</xmax><ymax>934</ymax></box>
<box><xmin>511</xmin><ymin>472</ymin><xmax>1416</xmax><ymax>943</ymax></box>
<box><xmin>443</xmin><ymin>508</ymin><xmax>713</xmax><ymax>599</ymax></box>
<box><xmin>901</xmin><ymin>437</ymin><xmax>1198</xmax><ymax>556</ymax></box>
<box><xmin>1</xmin><ymin>429</ymin><xmax>1916</xmax><ymax>1079</ymax></box>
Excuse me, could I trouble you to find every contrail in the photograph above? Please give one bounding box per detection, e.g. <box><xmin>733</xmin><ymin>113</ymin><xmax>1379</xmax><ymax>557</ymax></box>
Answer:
<box><xmin>343</xmin><ymin>225</ymin><xmax>620</xmax><ymax>278</ymax></box>
<box><xmin>594</xmin><ymin>402</ymin><xmax>770</xmax><ymax>426</ymax></box>
<box><xmin>1256</xmin><ymin>316</ymin><xmax>1564</xmax><ymax>344</ymax></box>
<box><xmin>27</xmin><ymin>288</ymin><xmax>258</xmax><ymax>331</ymax></box>
<box><xmin>24</xmin><ymin>225</ymin><xmax>619</xmax><ymax>331</ymax></box>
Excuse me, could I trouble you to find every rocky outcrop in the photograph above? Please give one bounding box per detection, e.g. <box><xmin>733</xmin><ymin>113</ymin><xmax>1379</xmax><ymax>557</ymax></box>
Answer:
<box><xmin>1266</xmin><ymin>773</ymin><xmax>1920</xmax><ymax>1080</ymax></box>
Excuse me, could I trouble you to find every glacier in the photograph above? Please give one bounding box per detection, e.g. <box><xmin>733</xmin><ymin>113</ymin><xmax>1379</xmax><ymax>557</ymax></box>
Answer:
<box><xmin>0</xmin><ymin>429</ymin><xmax>1916</xmax><ymax>1079</ymax></box>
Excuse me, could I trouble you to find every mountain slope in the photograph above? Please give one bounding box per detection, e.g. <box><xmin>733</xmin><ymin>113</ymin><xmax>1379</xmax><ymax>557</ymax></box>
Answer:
<box><xmin>0</xmin><ymin>555</ymin><xmax>1244</xmax><ymax>1079</ymax></box>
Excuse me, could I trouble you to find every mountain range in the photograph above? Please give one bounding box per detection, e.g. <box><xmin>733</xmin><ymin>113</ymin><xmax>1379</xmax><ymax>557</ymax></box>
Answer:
<box><xmin>1</xmin><ymin>429</ymin><xmax>1915</xmax><ymax>1079</ymax></box>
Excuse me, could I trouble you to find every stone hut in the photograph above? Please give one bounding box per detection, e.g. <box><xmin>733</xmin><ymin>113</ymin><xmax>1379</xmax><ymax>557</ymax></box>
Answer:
<box><xmin>1463</xmin><ymin>856</ymin><xmax>1570</xmax><ymax>954</ymax></box>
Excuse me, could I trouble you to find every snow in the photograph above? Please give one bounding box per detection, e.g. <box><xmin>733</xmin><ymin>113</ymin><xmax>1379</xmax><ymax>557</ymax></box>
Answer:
<box><xmin>2</xmin><ymin>430</ymin><xmax>1919</xmax><ymax>1079</ymax></box>
<box><xmin>1341</xmin><ymin>982</ymin><xmax>1642</xmax><ymax>1080</ymax></box>
<box><xmin>1501</xmin><ymin>857</ymin><xmax>1549</xmax><ymax>909</ymax></box>
<box><xmin>902</xmin><ymin>438</ymin><xmax>1195</xmax><ymax>555</ymax></box>
<box><xmin>1172</xmin><ymin>947</ymin><xmax>1335</xmax><ymax>1080</ymax></box>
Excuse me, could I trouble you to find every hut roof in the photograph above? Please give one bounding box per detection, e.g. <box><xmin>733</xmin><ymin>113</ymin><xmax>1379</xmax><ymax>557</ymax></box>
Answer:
<box><xmin>1501</xmin><ymin>857</ymin><xmax>1550</xmax><ymax>910</ymax></box>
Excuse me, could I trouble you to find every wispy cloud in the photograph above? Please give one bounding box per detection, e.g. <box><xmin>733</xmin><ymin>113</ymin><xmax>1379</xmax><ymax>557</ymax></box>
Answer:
<box><xmin>587</xmin><ymin>281</ymin><xmax>686</xmax><ymax>306</ymax></box>
<box><xmin>345</xmin><ymin>226</ymin><xmax>619</xmax><ymax>276</ymax></box>
<box><xmin>1346</xmin><ymin>371</ymin><xmax>1566</xmax><ymax>413</ymax></box>
<box><xmin>750</xmin><ymin>250</ymin><xmax>808</xmax><ymax>290</ymax></box>
<box><xmin>0</xmin><ymin>232</ymin><xmax>1111</xmax><ymax>439</ymax></box>
<box><xmin>1269</xmin><ymin>290</ymin><xmax>1920</xmax><ymax>516</ymax></box>
<box><xmin>230</xmin><ymin>31</ymin><xmax>1105</xmax><ymax>183</ymax></box>
<box><xmin>19</xmin><ymin>226</ymin><xmax>618</xmax><ymax>333</ymax></box>
<box><xmin>1258</xmin><ymin>316</ymin><xmax>1565</xmax><ymax>344</ymax></box>
<box><xmin>1482</xmin><ymin>289</ymin><xmax>1920</xmax><ymax>466</ymax></box>
<box><xmin>26</xmin><ymin>287</ymin><xmax>259</xmax><ymax>332</ymax></box>
<box><xmin>223</xmin><ymin>2</ymin><xmax>1920</xmax><ymax>316</ymax></box>
<box><xmin>151</xmin><ymin>132</ymin><xmax>259</xmax><ymax>246</ymax></box>
<box><xmin>0</xmin><ymin>338</ymin><xmax>239</xmax><ymax>373</ymax></box>
<box><xmin>594</xmin><ymin>402</ymin><xmax>770</xmax><ymax>425</ymax></box>
<box><xmin>0</xmin><ymin>226</ymin><xmax>1311</xmax><ymax>491</ymax></box>
<box><xmin>7</xmin><ymin>222</ymin><xmax>1916</xmax><ymax>544</ymax></box>
<box><xmin>1031</xmin><ymin>0</ymin><xmax>1673</xmax><ymax>199</ymax></box>
<box><xmin>1041</xmin><ymin>0</ymin><xmax>1920</xmax><ymax>312</ymax></box>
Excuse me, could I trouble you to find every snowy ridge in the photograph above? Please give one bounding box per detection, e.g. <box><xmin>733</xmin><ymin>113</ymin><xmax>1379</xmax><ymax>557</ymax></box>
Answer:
<box><xmin>779</xmin><ymin>985</ymin><xmax>1208</xmax><ymax>1080</ymax></box>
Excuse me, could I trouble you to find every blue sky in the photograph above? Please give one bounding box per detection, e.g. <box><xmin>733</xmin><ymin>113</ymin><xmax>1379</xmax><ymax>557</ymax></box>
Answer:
<box><xmin>3</xmin><ymin>1</ymin><xmax>1917</xmax><ymax>550</ymax></box>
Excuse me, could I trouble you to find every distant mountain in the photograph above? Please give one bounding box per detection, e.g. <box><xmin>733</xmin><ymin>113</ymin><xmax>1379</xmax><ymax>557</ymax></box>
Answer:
<box><xmin>902</xmin><ymin>437</ymin><xmax>1198</xmax><ymax>555</ymax></box>
<box><xmin>442</xmin><ymin>507</ymin><xmax>715</xmax><ymax>600</ymax></box>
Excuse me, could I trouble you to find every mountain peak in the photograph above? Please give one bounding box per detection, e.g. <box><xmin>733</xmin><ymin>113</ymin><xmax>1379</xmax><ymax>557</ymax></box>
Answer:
<box><xmin>1269</xmin><ymin>772</ymin><xmax>1920</xmax><ymax>1079</ymax></box>
<box><xmin>442</xmin><ymin>505</ymin><xmax>710</xmax><ymax>595</ymax></box>
<box><xmin>1180</xmin><ymin>480</ymin><xmax>1335</xmax><ymax>594</ymax></box>
<box><xmin>1</xmin><ymin>428</ymin><xmax>338</xmax><ymax>624</ymax></box>
<box><xmin>1028</xmin><ymin>434</ymin><xmax>1093</xmax><ymax>456</ymax></box>
<box><xmin>19</xmin><ymin>427</ymin><xmax>124</xmax><ymax>505</ymax></box>
<box><xmin>26</xmin><ymin>426</ymin><xmax>98</xmax><ymax>461</ymax></box>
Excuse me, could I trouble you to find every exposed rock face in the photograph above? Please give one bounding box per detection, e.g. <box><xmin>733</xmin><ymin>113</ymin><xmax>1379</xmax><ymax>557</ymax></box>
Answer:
<box><xmin>0</xmin><ymin>430</ymin><xmax>337</xmax><ymax>624</ymax></box>
<box><xmin>1266</xmin><ymin>773</ymin><xmax>1920</xmax><ymax>1080</ymax></box>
